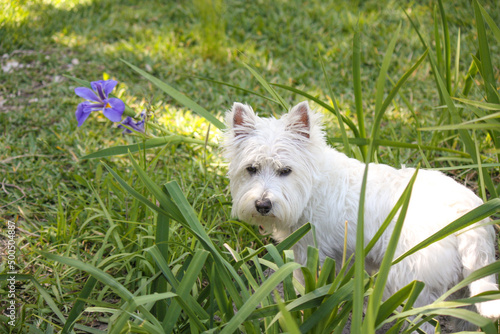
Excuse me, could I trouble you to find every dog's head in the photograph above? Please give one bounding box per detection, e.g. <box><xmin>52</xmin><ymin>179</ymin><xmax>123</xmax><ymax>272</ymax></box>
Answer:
<box><xmin>223</xmin><ymin>101</ymin><xmax>325</xmax><ymax>233</ymax></box>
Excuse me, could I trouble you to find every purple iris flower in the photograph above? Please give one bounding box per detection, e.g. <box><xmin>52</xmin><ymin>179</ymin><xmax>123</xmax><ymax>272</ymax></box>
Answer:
<box><xmin>74</xmin><ymin>80</ymin><xmax>125</xmax><ymax>127</ymax></box>
<box><xmin>118</xmin><ymin>112</ymin><xmax>146</xmax><ymax>134</ymax></box>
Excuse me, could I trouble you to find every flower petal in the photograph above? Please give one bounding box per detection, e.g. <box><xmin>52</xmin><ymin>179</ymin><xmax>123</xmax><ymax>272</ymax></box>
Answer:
<box><xmin>103</xmin><ymin>109</ymin><xmax>124</xmax><ymax>122</ymax></box>
<box><xmin>75</xmin><ymin>87</ymin><xmax>100</xmax><ymax>102</ymax></box>
<box><xmin>75</xmin><ymin>102</ymin><xmax>92</xmax><ymax>127</ymax></box>
<box><xmin>117</xmin><ymin>117</ymin><xmax>133</xmax><ymax>133</ymax></box>
<box><xmin>89</xmin><ymin>102</ymin><xmax>105</xmax><ymax>110</ymax></box>
<box><xmin>102</xmin><ymin>98</ymin><xmax>125</xmax><ymax>122</ymax></box>
<box><xmin>90</xmin><ymin>80</ymin><xmax>104</xmax><ymax>90</ymax></box>
<box><xmin>103</xmin><ymin>80</ymin><xmax>118</xmax><ymax>97</ymax></box>
<box><xmin>134</xmin><ymin>120</ymin><xmax>145</xmax><ymax>132</ymax></box>
<box><xmin>107</xmin><ymin>98</ymin><xmax>125</xmax><ymax>112</ymax></box>
<box><xmin>118</xmin><ymin>116</ymin><xmax>145</xmax><ymax>134</ymax></box>
<box><xmin>120</xmin><ymin>116</ymin><xmax>133</xmax><ymax>126</ymax></box>
<box><xmin>91</xmin><ymin>81</ymin><xmax>106</xmax><ymax>100</ymax></box>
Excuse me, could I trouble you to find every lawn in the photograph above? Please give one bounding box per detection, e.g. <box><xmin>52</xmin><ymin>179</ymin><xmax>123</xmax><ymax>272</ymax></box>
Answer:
<box><xmin>1</xmin><ymin>0</ymin><xmax>499</xmax><ymax>333</ymax></box>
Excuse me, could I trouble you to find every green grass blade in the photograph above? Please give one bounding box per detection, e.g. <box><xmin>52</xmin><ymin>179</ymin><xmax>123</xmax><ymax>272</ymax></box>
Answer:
<box><xmin>437</xmin><ymin>260</ymin><xmax>500</xmax><ymax>302</ymax></box>
<box><xmin>328</xmin><ymin>137</ymin><xmax>469</xmax><ymax>157</ymax></box>
<box><xmin>476</xmin><ymin>131</ymin><xmax>489</xmax><ymax>202</ymax></box>
<box><xmin>146</xmin><ymin>245</ymin><xmax>210</xmax><ymax>322</ymax></box>
<box><xmin>265</xmin><ymin>245</ymin><xmax>297</xmax><ymax>302</ymax></box>
<box><xmin>365</xmin><ymin>168</ymin><xmax>419</xmax><ymax>255</ymax></box>
<box><xmin>387</xmin><ymin>280</ymin><xmax>426</xmax><ymax>333</ymax></box>
<box><xmin>387</xmin><ymin>305</ymin><xmax>497</xmax><ymax>334</ymax></box>
<box><xmin>405</xmin><ymin>7</ymin><xmax>445</xmax><ymax>106</ymax></box>
<box><xmin>304</xmin><ymin>246</ymin><xmax>319</xmax><ymax>292</ymax></box>
<box><xmin>478</xmin><ymin>2</ymin><xmax>500</xmax><ymax>44</ymax></box>
<box><xmin>240</xmin><ymin>61</ymin><xmax>289</xmax><ymax>111</ymax></box>
<box><xmin>364</xmin><ymin>168</ymin><xmax>419</xmax><ymax>331</ymax></box>
<box><xmin>209</xmin><ymin>260</ymin><xmax>233</xmax><ymax>322</ymax></box>
<box><xmin>353</xmin><ymin>160</ymin><xmax>369</xmax><ymax>333</ymax></box>
<box><xmin>72</xmin><ymin>325</ymin><xmax>105</xmax><ymax>334</ymax></box>
<box><xmin>420</xmin><ymin>123</ymin><xmax>500</xmax><ymax>131</ymax></box>
<box><xmin>430</xmin><ymin>309</ymin><xmax>496</xmax><ymax>334</ymax></box>
<box><xmin>317</xmin><ymin>256</ymin><xmax>336</xmax><ymax>287</ymax></box>
<box><xmin>431</xmin><ymin>163</ymin><xmax>500</xmax><ymax>171</ymax></box>
<box><xmin>220</xmin><ymin>262</ymin><xmax>301</xmax><ymax>334</ymax></box>
<box><xmin>224</xmin><ymin>244</ymin><xmax>260</xmax><ymax>292</ymax></box>
<box><xmin>473</xmin><ymin>0</ymin><xmax>499</xmax><ymax>104</ymax></box>
<box><xmin>155</xmin><ymin>185</ymin><xmax>170</xmax><ymax>260</ymax></box>
<box><xmin>163</xmin><ymin>180</ymin><xmax>212</xmax><ymax>243</ymax></box>
<box><xmin>428</xmin><ymin>52</ymin><xmax>497</xmax><ymax>197</ymax></box>
<box><xmin>163</xmin><ymin>181</ymin><xmax>248</xmax><ymax>306</ymax></box>
<box><xmin>299</xmin><ymin>280</ymin><xmax>355</xmax><ymax>333</ymax></box>
<box><xmin>5</xmin><ymin>274</ymin><xmax>68</xmax><ymax>327</ymax></box>
<box><xmin>354</xmin><ymin>48</ymin><xmax>427</xmax><ymax>334</ymax></box>
<box><xmin>267</xmin><ymin>283</ymin><xmax>334</xmax><ymax>317</ymax></box>
<box><xmin>121</xmin><ymin>60</ymin><xmax>225</xmax><ymax>129</ymax></box>
<box><xmin>61</xmin><ymin>276</ymin><xmax>98</xmax><ymax>334</ymax></box>
<box><xmin>271</xmin><ymin>83</ymin><xmax>359</xmax><ymax>136</ymax></box>
<box><xmin>81</xmin><ymin>136</ymin><xmax>207</xmax><ymax>160</ymax></box>
<box><xmin>87</xmin><ymin>182</ymin><xmax>124</xmax><ymax>258</ymax></box>
<box><xmin>351</xmin><ymin>24</ymin><xmax>381</xmax><ymax>330</ymax></box>
<box><xmin>168</xmin><ymin>295</ymin><xmax>208</xmax><ymax>333</ymax></box>
<box><xmin>38</xmin><ymin>253</ymin><xmax>134</xmax><ymax>301</ymax></box>
<box><xmin>126</xmin><ymin>153</ymin><xmax>185</xmax><ymax>222</ymax></box>
<box><xmin>393</xmin><ymin>198</ymin><xmax>500</xmax><ymax>266</ymax></box>
<box><xmin>454</xmin><ymin>28</ymin><xmax>461</xmax><ymax>94</ymax></box>
<box><xmin>371</xmin><ymin>50</ymin><xmax>428</xmax><ymax>138</ymax></box>
<box><xmin>433</xmin><ymin>7</ymin><xmax>444</xmax><ymax>84</ymax></box>
<box><xmin>101</xmin><ymin>161</ymin><xmax>182</xmax><ymax>222</ymax></box>
<box><xmin>375</xmin><ymin>281</ymin><xmax>425</xmax><ymax>329</ymax></box>
<box><xmin>462</xmin><ymin>54</ymin><xmax>479</xmax><ymax>97</ymax></box>
<box><xmin>64</xmin><ymin>74</ymin><xmax>92</xmax><ymax>88</ymax></box>
<box><xmin>151</xmin><ymin>186</ymin><xmax>171</xmax><ymax>320</ymax></box>
<box><xmin>190</xmin><ymin>75</ymin><xmax>279</xmax><ymax>104</ymax></box>
<box><xmin>319</xmin><ymin>54</ymin><xmax>351</xmax><ymax>155</ymax></box>
<box><xmin>133</xmin><ymin>292</ymin><xmax>178</xmax><ymax>306</ymax></box>
<box><xmin>267</xmin><ymin>223</ymin><xmax>312</xmax><ymax>255</ymax></box>
<box><xmin>403</xmin><ymin>8</ymin><xmax>428</xmax><ymax>50</ymax></box>
<box><xmin>352</xmin><ymin>28</ymin><xmax>367</xmax><ymax>160</ymax></box>
<box><xmin>163</xmin><ymin>250</ymin><xmax>209</xmax><ymax>333</ymax></box>
<box><xmin>375</xmin><ymin>23</ymin><xmax>401</xmax><ymax>115</ymax></box>
<box><xmin>437</xmin><ymin>0</ymin><xmax>452</xmax><ymax>93</ymax></box>
<box><xmin>453</xmin><ymin>97</ymin><xmax>500</xmax><ymax>111</ymax></box>
<box><xmin>328</xmin><ymin>304</ymin><xmax>353</xmax><ymax>334</ymax></box>
<box><xmin>273</xmin><ymin>291</ymin><xmax>301</xmax><ymax>334</ymax></box>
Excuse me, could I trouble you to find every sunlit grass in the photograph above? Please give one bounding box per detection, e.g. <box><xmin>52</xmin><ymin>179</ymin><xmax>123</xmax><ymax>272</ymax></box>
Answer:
<box><xmin>39</xmin><ymin>0</ymin><xmax>92</xmax><ymax>10</ymax></box>
<box><xmin>0</xmin><ymin>0</ymin><xmax>499</xmax><ymax>332</ymax></box>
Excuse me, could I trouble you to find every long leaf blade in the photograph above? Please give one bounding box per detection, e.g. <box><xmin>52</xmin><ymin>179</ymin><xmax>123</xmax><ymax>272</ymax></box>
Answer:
<box><xmin>81</xmin><ymin>136</ymin><xmax>206</xmax><ymax>160</ymax></box>
<box><xmin>220</xmin><ymin>262</ymin><xmax>301</xmax><ymax>334</ymax></box>
<box><xmin>393</xmin><ymin>199</ymin><xmax>500</xmax><ymax>265</ymax></box>
<box><xmin>364</xmin><ymin>168</ymin><xmax>419</xmax><ymax>331</ymax></box>
<box><xmin>122</xmin><ymin>60</ymin><xmax>225</xmax><ymax>129</ymax></box>
<box><xmin>240</xmin><ymin>61</ymin><xmax>288</xmax><ymax>111</ymax></box>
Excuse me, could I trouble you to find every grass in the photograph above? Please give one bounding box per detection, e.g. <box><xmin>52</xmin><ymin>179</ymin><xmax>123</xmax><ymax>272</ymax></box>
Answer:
<box><xmin>0</xmin><ymin>0</ymin><xmax>499</xmax><ymax>333</ymax></box>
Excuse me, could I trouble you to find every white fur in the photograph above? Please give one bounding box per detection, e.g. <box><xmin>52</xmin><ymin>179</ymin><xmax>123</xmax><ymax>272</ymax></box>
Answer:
<box><xmin>224</xmin><ymin>101</ymin><xmax>500</xmax><ymax>333</ymax></box>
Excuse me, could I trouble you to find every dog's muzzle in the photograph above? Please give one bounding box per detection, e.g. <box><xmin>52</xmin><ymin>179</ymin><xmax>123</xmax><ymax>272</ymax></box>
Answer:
<box><xmin>255</xmin><ymin>198</ymin><xmax>272</xmax><ymax>215</ymax></box>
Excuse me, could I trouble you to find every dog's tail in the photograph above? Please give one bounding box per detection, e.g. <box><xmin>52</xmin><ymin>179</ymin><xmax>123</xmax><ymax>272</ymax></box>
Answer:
<box><xmin>457</xmin><ymin>219</ymin><xmax>500</xmax><ymax>319</ymax></box>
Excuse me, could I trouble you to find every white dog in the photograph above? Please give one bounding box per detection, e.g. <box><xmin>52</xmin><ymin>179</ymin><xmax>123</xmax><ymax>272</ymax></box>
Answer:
<box><xmin>224</xmin><ymin>101</ymin><xmax>500</xmax><ymax>332</ymax></box>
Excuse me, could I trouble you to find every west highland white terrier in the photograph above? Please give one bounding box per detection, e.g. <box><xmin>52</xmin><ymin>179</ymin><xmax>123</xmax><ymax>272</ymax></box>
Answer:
<box><xmin>224</xmin><ymin>101</ymin><xmax>500</xmax><ymax>332</ymax></box>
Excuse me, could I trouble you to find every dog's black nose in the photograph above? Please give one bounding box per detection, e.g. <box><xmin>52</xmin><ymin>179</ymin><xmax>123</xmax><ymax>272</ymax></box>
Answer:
<box><xmin>255</xmin><ymin>198</ymin><xmax>272</xmax><ymax>215</ymax></box>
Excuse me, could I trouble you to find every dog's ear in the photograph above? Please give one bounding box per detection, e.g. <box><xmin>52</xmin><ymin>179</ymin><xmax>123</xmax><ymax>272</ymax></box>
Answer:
<box><xmin>286</xmin><ymin>101</ymin><xmax>310</xmax><ymax>139</ymax></box>
<box><xmin>227</xmin><ymin>102</ymin><xmax>256</xmax><ymax>137</ymax></box>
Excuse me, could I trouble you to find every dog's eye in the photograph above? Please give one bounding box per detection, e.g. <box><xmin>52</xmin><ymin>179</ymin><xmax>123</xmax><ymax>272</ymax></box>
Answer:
<box><xmin>246</xmin><ymin>166</ymin><xmax>258</xmax><ymax>175</ymax></box>
<box><xmin>279</xmin><ymin>167</ymin><xmax>292</xmax><ymax>176</ymax></box>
